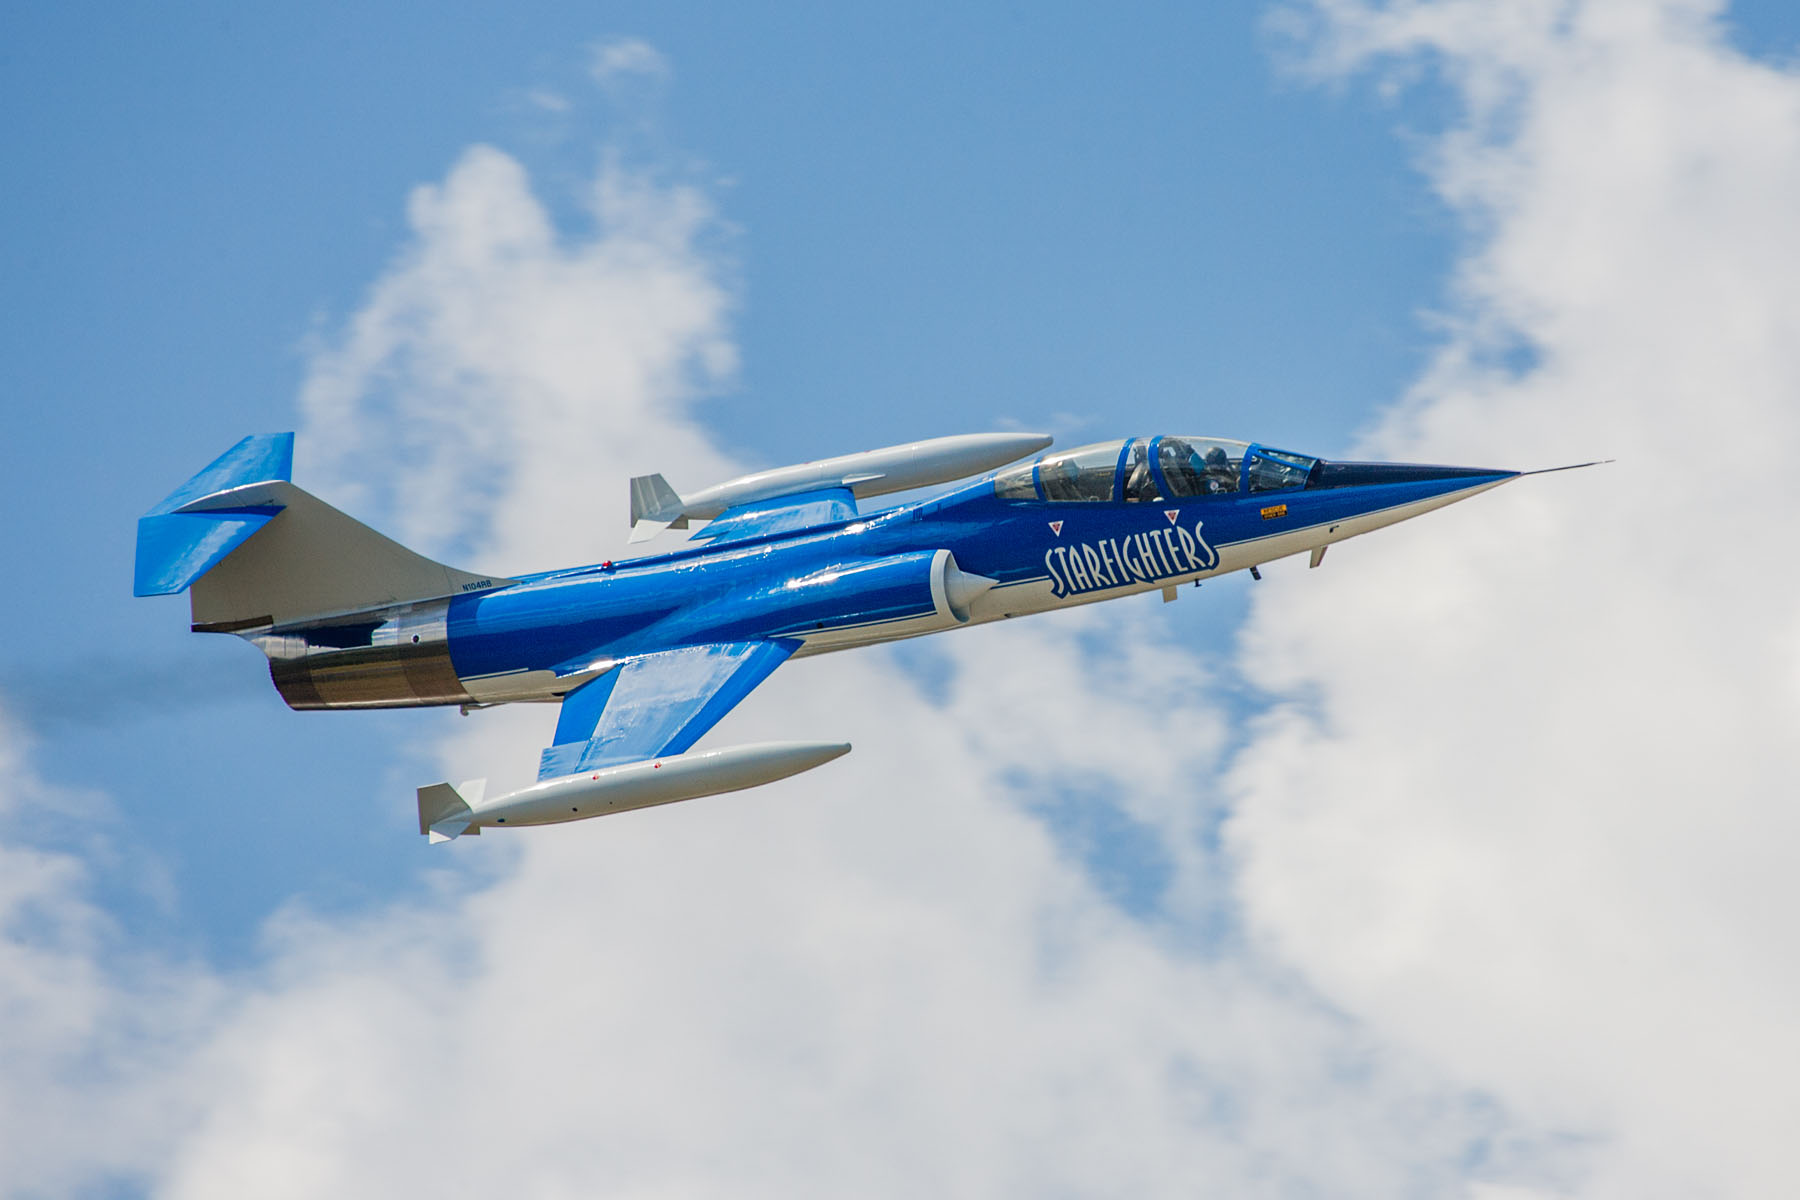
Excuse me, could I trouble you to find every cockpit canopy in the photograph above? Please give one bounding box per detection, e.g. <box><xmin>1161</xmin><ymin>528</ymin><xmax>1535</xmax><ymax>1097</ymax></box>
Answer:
<box><xmin>993</xmin><ymin>437</ymin><xmax>1319</xmax><ymax>503</ymax></box>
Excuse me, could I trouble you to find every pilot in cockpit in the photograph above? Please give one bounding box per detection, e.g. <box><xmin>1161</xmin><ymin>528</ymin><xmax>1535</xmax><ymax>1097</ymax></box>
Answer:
<box><xmin>1156</xmin><ymin>439</ymin><xmax>1243</xmax><ymax>497</ymax></box>
<box><xmin>1201</xmin><ymin>445</ymin><xmax>1236</xmax><ymax>495</ymax></box>
<box><xmin>1124</xmin><ymin>440</ymin><xmax>1158</xmax><ymax>502</ymax></box>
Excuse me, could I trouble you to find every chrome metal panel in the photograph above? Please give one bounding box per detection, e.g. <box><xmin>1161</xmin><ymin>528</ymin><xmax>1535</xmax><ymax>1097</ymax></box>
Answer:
<box><xmin>252</xmin><ymin>599</ymin><xmax>471</xmax><ymax>711</ymax></box>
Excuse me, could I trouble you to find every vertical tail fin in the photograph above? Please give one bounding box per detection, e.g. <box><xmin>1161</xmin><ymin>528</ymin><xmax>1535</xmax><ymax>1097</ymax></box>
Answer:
<box><xmin>134</xmin><ymin>434</ymin><xmax>511</xmax><ymax>631</ymax></box>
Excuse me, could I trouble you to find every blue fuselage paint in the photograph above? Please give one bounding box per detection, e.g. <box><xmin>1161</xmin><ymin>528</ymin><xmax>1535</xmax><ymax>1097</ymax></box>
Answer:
<box><xmin>438</xmin><ymin>465</ymin><xmax>1515</xmax><ymax>687</ymax></box>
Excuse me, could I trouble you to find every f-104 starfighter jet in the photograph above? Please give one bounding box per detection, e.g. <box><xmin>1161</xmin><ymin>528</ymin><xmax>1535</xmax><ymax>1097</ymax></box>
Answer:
<box><xmin>135</xmin><ymin>429</ymin><xmax>1546</xmax><ymax>840</ymax></box>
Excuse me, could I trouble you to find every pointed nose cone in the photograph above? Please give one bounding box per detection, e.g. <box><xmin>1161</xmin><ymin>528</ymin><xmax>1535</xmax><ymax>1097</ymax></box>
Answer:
<box><xmin>1293</xmin><ymin>458</ymin><xmax>1521</xmax><ymax>546</ymax></box>
<box><xmin>1309</xmin><ymin>461</ymin><xmax>1519</xmax><ymax>489</ymax></box>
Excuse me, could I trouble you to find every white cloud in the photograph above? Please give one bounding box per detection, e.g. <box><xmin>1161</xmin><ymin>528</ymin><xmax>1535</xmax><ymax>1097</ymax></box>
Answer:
<box><xmin>525</xmin><ymin>87</ymin><xmax>571</xmax><ymax>114</ymax></box>
<box><xmin>1237</xmin><ymin>1</ymin><xmax>1800</xmax><ymax>1194</ymax></box>
<box><xmin>589</xmin><ymin>37</ymin><xmax>671</xmax><ymax>87</ymax></box>
<box><xmin>297</xmin><ymin>144</ymin><xmax>738</xmax><ymax>574</ymax></box>
<box><xmin>0</xmin><ymin>708</ymin><xmax>220</xmax><ymax>1196</ymax></box>
<box><xmin>141</xmin><ymin>661</ymin><xmax>1539</xmax><ymax>1197</ymax></box>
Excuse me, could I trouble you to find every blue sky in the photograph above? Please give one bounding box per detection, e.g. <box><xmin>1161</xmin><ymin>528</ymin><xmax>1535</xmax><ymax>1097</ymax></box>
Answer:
<box><xmin>6</xmin><ymin>3</ymin><xmax>1800</xmax><ymax>1195</ymax></box>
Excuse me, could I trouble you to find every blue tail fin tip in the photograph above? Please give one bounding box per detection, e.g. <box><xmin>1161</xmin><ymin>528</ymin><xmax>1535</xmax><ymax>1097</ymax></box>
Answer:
<box><xmin>146</xmin><ymin>433</ymin><xmax>294</xmax><ymax>517</ymax></box>
<box><xmin>134</xmin><ymin>433</ymin><xmax>295</xmax><ymax>597</ymax></box>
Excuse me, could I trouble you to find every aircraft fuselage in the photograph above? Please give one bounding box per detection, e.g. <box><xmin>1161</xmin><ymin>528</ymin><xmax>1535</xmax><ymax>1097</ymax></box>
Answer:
<box><xmin>251</xmin><ymin>453</ymin><xmax>1515</xmax><ymax>713</ymax></box>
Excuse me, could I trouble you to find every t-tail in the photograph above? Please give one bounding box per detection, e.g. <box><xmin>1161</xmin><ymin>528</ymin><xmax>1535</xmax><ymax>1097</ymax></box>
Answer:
<box><xmin>134</xmin><ymin>433</ymin><xmax>512</xmax><ymax>708</ymax></box>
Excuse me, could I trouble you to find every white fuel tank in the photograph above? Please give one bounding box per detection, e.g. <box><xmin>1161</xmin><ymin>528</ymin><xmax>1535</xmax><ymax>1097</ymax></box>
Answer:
<box><xmin>630</xmin><ymin>431</ymin><xmax>1052</xmax><ymax>540</ymax></box>
<box><xmin>418</xmin><ymin>741</ymin><xmax>852</xmax><ymax>840</ymax></box>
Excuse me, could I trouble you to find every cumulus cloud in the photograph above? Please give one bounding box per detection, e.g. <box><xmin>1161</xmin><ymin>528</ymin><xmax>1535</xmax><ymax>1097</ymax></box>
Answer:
<box><xmin>298</xmin><ymin>144</ymin><xmax>737</xmax><ymax>573</ymax></box>
<box><xmin>0</xmin><ymin>708</ymin><xmax>218</xmax><ymax>1195</ymax></box>
<box><xmin>1236</xmin><ymin>1</ymin><xmax>1800</xmax><ymax>1194</ymax></box>
<box><xmin>144</xmin><ymin>640</ymin><xmax>1527</xmax><ymax>1199</ymax></box>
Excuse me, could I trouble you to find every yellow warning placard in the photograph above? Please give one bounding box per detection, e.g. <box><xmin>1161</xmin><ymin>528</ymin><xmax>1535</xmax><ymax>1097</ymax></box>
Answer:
<box><xmin>1260</xmin><ymin>504</ymin><xmax>1288</xmax><ymax>520</ymax></box>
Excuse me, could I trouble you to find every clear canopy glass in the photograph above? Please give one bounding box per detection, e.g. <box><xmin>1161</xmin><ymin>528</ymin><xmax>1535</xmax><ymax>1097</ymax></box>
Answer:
<box><xmin>1247</xmin><ymin>447</ymin><xmax>1317</xmax><ymax>492</ymax></box>
<box><xmin>1038</xmin><ymin>441</ymin><xmax>1127</xmax><ymax>501</ymax></box>
<box><xmin>1155</xmin><ymin>437</ymin><xmax>1249</xmax><ymax>498</ymax></box>
<box><xmin>993</xmin><ymin>436</ymin><xmax>1315</xmax><ymax>502</ymax></box>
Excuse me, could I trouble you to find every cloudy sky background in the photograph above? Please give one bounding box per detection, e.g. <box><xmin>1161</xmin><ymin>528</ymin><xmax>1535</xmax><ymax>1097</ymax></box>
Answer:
<box><xmin>5</xmin><ymin>1</ymin><xmax>1799</xmax><ymax>1195</ymax></box>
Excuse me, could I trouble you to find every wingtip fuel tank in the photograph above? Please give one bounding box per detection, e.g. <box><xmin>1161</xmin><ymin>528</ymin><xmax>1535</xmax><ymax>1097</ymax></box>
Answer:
<box><xmin>629</xmin><ymin>431</ymin><xmax>1053</xmax><ymax>540</ymax></box>
<box><xmin>417</xmin><ymin>740</ymin><xmax>853</xmax><ymax>840</ymax></box>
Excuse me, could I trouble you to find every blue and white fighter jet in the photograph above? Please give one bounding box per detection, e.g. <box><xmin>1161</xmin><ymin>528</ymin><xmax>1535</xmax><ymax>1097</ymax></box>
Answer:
<box><xmin>135</xmin><ymin>430</ymin><xmax>1532</xmax><ymax>840</ymax></box>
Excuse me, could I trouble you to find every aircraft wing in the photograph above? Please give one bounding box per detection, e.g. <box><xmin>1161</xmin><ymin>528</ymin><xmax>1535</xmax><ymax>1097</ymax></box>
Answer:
<box><xmin>537</xmin><ymin>639</ymin><xmax>799</xmax><ymax>779</ymax></box>
<box><xmin>686</xmin><ymin>488</ymin><xmax>858</xmax><ymax>548</ymax></box>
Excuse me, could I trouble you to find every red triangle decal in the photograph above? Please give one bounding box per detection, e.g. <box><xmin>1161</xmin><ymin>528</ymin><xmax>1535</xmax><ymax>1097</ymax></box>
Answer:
<box><xmin>1164</xmin><ymin>509</ymin><xmax>1179</xmax><ymax>524</ymax></box>
<box><xmin>1048</xmin><ymin>520</ymin><xmax>1064</xmax><ymax>536</ymax></box>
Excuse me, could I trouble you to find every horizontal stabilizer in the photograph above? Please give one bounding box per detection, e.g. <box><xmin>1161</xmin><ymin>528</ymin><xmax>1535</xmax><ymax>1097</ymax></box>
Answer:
<box><xmin>135</xmin><ymin>434</ymin><xmax>293</xmax><ymax>597</ymax></box>
<box><xmin>150</xmin><ymin>432</ymin><xmax>295</xmax><ymax>515</ymax></box>
<box><xmin>136</xmin><ymin>509</ymin><xmax>280</xmax><ymax>596</ymax></box>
